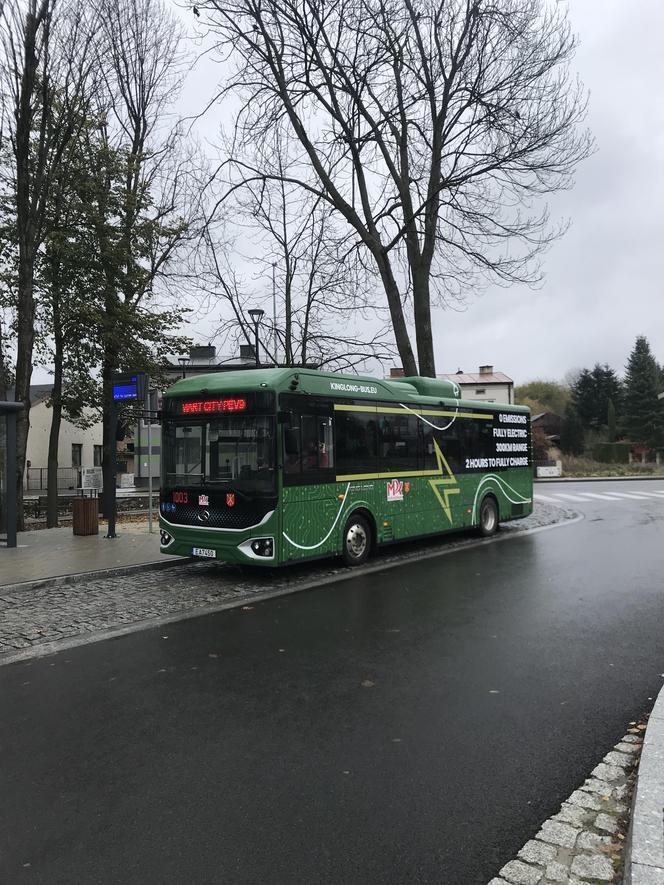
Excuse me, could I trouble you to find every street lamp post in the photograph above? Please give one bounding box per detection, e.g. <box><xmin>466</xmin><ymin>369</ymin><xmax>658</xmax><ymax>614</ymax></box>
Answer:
<box><xmin>248</xmin><ymin>308</ymin><xmax>265</xmax><ymax>366</ymax></box>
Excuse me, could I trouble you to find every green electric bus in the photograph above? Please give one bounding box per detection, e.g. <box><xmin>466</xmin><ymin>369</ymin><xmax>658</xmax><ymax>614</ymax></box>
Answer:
<box><xmin>159</xmin><ymin>368</ymin><xmax>532</xmax><ymax>567</ymax></box>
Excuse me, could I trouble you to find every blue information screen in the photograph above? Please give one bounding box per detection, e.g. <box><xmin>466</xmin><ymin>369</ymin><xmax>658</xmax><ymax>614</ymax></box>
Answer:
<box><xmin>113</xmin><ymin>379</ymin><xmax>138</xmax><ymax>401</ymax></box>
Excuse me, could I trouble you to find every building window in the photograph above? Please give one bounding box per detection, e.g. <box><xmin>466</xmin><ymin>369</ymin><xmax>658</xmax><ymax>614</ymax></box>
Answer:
<box><xmin>475</xmin><ymin>389</ymin><xmax>486</xmax><ymax>395</ymax></box>
<box><xmin>93</xmin><ymin>445</ymin><xmax>102</xmax><ymax>467</ymax></box>
<box><xmin>72</xmin><ymin>444</ymin><xmax>83</xmax><ymax>468</ymax></box>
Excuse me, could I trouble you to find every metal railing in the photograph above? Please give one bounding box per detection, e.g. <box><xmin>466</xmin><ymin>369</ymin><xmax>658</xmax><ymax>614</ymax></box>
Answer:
<box><xmin>26</xmin><ymin>467</ymin><xmax>81</xmax><ymax>491</ymax></box>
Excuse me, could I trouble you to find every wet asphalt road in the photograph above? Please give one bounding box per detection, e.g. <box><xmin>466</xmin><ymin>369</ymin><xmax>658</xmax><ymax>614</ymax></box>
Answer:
<box><xmin>2</xmin><ymin>480</ymin><xmax>664</xmax><ymax>885</ymax></box>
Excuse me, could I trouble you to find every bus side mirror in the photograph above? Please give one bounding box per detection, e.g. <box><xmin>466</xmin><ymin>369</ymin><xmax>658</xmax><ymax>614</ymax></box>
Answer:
<box><xmin>284</xmin><ymin>428</ymin><xmax>300</xmax><ymax>455</ymax></box>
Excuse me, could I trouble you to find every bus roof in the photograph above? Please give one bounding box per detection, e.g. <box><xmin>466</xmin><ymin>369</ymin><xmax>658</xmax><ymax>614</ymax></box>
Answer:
<box><xmin>163</xmin><ymin>368</ymin><xmax>530</xmax><ymax>413</ymax></box>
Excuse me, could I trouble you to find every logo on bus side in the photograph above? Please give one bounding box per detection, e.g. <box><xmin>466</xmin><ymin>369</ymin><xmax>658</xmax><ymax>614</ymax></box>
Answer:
<box><xmin>386</xmin><ymin>479</ymin><xmax>404</xmax><ymax>502</ymax></box>
<box><xmin>226</xmin><ymin>492</ymin><xmax>236</xmax><ymax>507</ymax></box>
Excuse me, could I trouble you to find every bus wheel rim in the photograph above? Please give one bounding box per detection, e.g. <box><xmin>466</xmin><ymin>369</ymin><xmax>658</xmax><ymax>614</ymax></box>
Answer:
<box><xmin>483</xmin><ymin>504</ymin><xmax>496</xmax><ymax>532</ymax></box>
<box><xmin>346</xmin><ymin>523</ymin><xmax>367</xmax><ymax>558</ymax></box>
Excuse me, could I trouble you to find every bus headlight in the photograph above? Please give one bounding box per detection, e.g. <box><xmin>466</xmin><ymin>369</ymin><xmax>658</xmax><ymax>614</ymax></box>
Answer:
<box><xmin>251</xmin><ymin>538</ymin><xmax>273</xmax><ymax>557</ymax></box>
<box><xmin>239</xmin><ymin>537</ymin><xmax>274</xmax><ymax>559</ymax></box>
<box><xmin>160</xmin><ymin>529</ymin><xmax>174</xmax><ymax>547</ymax></box>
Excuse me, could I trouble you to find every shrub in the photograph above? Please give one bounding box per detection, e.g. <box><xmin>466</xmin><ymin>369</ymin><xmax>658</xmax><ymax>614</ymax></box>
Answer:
<box><xmin>592</xmin><ymin>442</ymin><xmax>631</xmax><ymax>463</ymax></box>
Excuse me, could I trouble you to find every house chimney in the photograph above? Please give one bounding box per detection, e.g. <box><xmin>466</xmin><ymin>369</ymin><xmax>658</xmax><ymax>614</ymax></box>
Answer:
<box><xmin>479</xmin><ymin>365</ymin><xmax>493</xmax><ymax>375</ymax></box>
<box><xmin>239</xmin><ymin>344</ymin><xmax>256</xmax><ymax>363</ymax></box>
<box><xmin>189</xmin><ymin>345</ymin><xmax>216</xmax><ymax>363</ymax></box>
<box><xmin>390</xmin><ymin>367</ymin><xmax>405</xmax><ymax>378</ymax></box>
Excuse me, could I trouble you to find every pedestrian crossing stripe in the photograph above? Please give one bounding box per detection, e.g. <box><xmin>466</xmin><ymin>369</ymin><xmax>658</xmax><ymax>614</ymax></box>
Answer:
<box><xmin>604</xmin><ymin>491</ymin><xmax>652</xmax><ymax>500</ymax></box>
<box><xmin>534</xmin><ymin>489</ymin><xmax>664</xmax><ymax>505</ymax></box>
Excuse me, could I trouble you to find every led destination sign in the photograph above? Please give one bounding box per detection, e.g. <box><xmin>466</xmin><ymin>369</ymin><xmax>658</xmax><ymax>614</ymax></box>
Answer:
<box><xmin>181</xmin><ymin>398</ymin><xmax>247</xmax><ymax>414</ymax></box>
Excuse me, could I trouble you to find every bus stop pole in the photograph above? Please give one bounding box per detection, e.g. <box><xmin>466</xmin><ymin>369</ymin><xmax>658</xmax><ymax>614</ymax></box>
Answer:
<box><xmin>105</xmin><ymin>397</ymin><xmax>117</xmax><ymax>539</ymax></box>
<box><xmin>147</xmin><ymin>407</ymin><xmax>153</xmax><ymax>533</ymax></box>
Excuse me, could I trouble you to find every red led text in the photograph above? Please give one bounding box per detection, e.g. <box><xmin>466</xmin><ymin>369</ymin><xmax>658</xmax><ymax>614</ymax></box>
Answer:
<box><xmin>181</xmin><ymin>398</ymin><xmax>247</xmax><ymax>414</ymax></box>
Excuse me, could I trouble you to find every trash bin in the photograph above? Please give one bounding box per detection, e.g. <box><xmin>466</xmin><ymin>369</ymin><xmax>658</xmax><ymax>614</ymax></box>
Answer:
<box><xmin>72</xmin><ymin>497</ymin><xmax>99</xmax><ymax>535</ymax></box>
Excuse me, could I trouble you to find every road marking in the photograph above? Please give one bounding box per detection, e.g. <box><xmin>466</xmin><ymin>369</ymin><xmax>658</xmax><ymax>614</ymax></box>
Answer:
<box><xmin>534</xmin><ymin>494</ymin><xmax>559</xmax><ymax>503</ymax></box>
<box><xmin>553</xmin><ymin>493</ymin><xmax>592</xmax><ymax>502</ymax></box>
<box><xmin>605</xmin><ymin>491</ymin><xmax>652</xmax><ymax>500</ymax></box>
<box><xmin>581</xmin><ymin>492</ymin><xmax>627</xmax><ymax>501</ymax></box>
<box><xmin>632</xmin><ymin>491</ymin><xmax>664</xmax><ymax>498</ymax></box>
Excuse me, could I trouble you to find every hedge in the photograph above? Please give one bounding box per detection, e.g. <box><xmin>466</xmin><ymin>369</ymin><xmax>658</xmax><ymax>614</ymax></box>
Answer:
<box><xmin>592</xmin><ymin>442</ymin><xmax>631</xmax><ymax>463</ymax></box>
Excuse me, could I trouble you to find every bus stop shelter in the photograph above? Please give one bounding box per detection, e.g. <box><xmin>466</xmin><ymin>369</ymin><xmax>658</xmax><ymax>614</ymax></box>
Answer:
<box><xmin>0</xmin><ymin>401</ymin><xmax>23</xmax><ymax>548</ymax></box>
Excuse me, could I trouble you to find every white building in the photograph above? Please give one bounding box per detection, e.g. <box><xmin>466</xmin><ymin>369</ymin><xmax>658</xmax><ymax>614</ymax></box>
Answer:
<box><xmin>389</xmin><ymin>365</ymin><xmax>514</xmax><ymax>404</ymax></box>
<box><xmin>24</xmin><ymin>385</ymin><xmax>104</xmax><ymax>490</ymax></box>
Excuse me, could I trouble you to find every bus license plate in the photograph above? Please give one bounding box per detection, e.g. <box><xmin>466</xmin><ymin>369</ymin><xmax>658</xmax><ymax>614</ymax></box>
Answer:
<box><xmin>192</xmin><ymin>547</ymin><xmax>216</xmax><ymax>559</ymax></box>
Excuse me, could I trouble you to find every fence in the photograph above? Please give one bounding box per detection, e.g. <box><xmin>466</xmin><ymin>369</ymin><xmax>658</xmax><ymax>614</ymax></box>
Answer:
<box><xmin>26</xmin><ymin>467</ymin><xmax>80</xmax><ymax>491</ymax></box>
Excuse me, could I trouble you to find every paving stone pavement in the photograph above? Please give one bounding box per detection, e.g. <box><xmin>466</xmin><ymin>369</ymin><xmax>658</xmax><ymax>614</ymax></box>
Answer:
<box><xmin>488</xmin><ymin>730</ymin><xmax>643</xmax><ymax>885</ymax></box>
<box><xmin>0</xmin><ymin>503</ymin><xmax>574</xmax><ymax>659</ymax></box>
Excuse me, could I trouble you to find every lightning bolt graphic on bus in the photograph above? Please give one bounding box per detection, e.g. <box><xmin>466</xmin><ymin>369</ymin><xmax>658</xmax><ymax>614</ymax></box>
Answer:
<box><xmin>428</xmin><ymin>440</ymin><xmax>460</xmax><ymax>522</ymax></box>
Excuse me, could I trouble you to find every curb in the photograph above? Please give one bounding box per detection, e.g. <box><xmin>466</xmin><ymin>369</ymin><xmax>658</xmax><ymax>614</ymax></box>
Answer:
<box><xmin>0</xmin><ymin>556</ymin><xmax>189</xmax><ymax>595</ymax></box>
<box><xmin>624</xmin><ymin>686</ymin><xmax>664</xmax><ymax>884</ymax></box>
<box><xmin>536</xmin><ymin>476</ymin><xmax>664</xmax><ymax>484</ymax></box>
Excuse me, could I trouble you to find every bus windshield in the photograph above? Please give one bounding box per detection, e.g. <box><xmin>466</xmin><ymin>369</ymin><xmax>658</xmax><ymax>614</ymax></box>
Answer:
<box><xmin>163</xmin><ymin>415</ymin><xmax>276</xmax><ymax>493</ymax></box>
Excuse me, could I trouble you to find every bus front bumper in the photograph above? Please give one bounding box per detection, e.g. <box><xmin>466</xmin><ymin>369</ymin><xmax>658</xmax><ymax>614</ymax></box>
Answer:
<box><xmin>159</xmin><ymin>517</ymin><xmax>278</xmax><ymax>566</ymax></box>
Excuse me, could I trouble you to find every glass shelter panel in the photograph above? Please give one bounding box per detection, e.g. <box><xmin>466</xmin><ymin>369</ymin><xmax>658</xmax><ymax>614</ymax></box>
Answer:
<box><xmin>0</xmin><ymin>413</ymin><xmax>7</xmax><ymax>541</ymax></box>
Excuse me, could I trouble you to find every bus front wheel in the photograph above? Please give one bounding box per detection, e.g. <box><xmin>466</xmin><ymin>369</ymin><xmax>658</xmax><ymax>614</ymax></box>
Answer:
<box><xmin>342</xmin><ymin>513</ymin><xmax>372</xmax><ymax>567</ymax></box>
<box><xmin>478</xmin><ymin>496</ymin><xmax>499</xmax><ymax>537</ymax></box>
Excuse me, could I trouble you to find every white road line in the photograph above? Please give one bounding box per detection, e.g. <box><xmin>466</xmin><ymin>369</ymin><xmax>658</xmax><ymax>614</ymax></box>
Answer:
<box><xmin>581</xmin><ymin>492</ymin><xmax>625</xmax><ymax>501</ymax></box>
<box><xmin>534</xmin><ymin>494</ymin><xmax>559</xmax><ymax>503</ymax></box>
<box><xmin>605</xmin><ymin>491</ymin><xmax>652</xmax><ymax>500</ymax></box>
<box><xmin>553</xmin><ymin>493</ymin><xmax>592</xmax><ymax>502</ymax></box>
<box><xmin>632</xmin><ymin>491</ymin><xmax>664</xmax><ymax>498</ymax></box>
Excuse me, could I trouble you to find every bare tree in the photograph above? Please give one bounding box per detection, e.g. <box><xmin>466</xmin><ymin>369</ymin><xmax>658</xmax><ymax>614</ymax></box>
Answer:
<box><xmin>0</xmin><ymin>0</ymin><xmax>97</xmax><ymax>526</ymax></box>
<box><xmin>87</xmin><ymin>0</ymin><xmax>200</xmax><ymax>510</ymax></box>
<box><xmin>225</xmin><ymin>134</ymin><xmax>395</xmax><ymax>370</ymax></box>
<box><xmin>198</xmin><ymin>165</ymin><xmax>397</xmax><ymax>372</ymax></box>
<box><xmin>198</xmin><ymin>0</ymin><xmax>592</xmax><ymax>376</ymax></box>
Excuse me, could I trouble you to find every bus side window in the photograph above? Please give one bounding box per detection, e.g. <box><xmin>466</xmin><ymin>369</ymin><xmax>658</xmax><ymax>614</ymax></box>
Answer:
<box><xmin>380</xmin><ymin>414</ymin><xmax>418</xmax><ymax>472</ymax></box>
<box><xmin>302</xmin><ymin>415</ymin><xmax>319</xmax><ymax>471</ymax></box>
<box><xmin>335</xmin><ymin>412</ymin><xmax>378</xmax><ymax>474</ymax></box>
<box><xmin>284</xmin><ymin>420</ymin><xmax>301</xmax><ymax>473</ymax></box>
<box><xmin>440</xmin><ymin>427</ymin><xmax>462</xmax><ymax>473</ymax></box>
<box><xmin>420</xmin><ymin>426</ymin><xmax>437</xmax><ymax>470</ymax></box>
<box><xmin>301</xmin><ymin>415</ymin><xmax>334</xmax><ymax>471</ymax></box>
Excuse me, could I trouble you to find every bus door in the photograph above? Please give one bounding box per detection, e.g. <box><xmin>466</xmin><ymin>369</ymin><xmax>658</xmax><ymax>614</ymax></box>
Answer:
<box><xmin>280</xmin><ymin>405</ymin><xmax>341</xmax><ymax>561</ymax></box>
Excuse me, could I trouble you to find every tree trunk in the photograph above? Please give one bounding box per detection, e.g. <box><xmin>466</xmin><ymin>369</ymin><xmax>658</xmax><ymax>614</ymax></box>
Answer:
<box><xmin>14</xmin><ymin>258</ymin><xmax>36</xmax><ymax>532</ymax></box>
<box><xmin>101</xmin><ymin>343</ymin><xmax>120</xmax><ymax>519</ymax></box>
<box><xmin>0</xmin><ymin>318</ymin><xmax>9</xmax><ymax>402</ymax></box>
<box><xmin>46</xmin><ymin>334</ymin><xmax>64</xmax><ymax>528</ymax></box>
<box><xmin>412</xmin><ymin>266</ymin><xmax>435</xmax><ymax>377</ymax></box>
<box><xmin>374</xmin><ymin>252</ymin><xmax>418</xmax><ymax>376</ymax></box>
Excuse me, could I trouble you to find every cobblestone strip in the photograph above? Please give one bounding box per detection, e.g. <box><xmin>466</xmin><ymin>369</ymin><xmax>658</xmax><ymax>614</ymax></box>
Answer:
<box><xmin>488</xmin><ymin>729</ymin><xmax>643</xmax><ymax>885</ymax></box>
<box><xmin>0</xmin><ymin>503</ymin><xmax>576</xmax><ymax>663</ymax></box>
<box><xmin>624</xmin><ymin>687</ymin><xmax>664</xmax><ymax>884</ymax></box>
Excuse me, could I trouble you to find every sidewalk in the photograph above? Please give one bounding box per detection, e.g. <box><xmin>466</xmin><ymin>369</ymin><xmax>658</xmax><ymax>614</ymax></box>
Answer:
<box><xmin>0</xmin><ymin>523</ymin><xmax>183</xmax><ymax>589</ymax></box>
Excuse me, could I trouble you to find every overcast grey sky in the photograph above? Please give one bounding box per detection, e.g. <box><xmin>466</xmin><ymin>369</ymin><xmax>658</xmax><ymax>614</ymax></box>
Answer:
<box><xmin>429</xmin><ymin>0</ymin><xmax>664</xmax><ymax>384</ymax></box>
<box><xmin>177</xmin><ymin>0</ymin><xmax>664</xmax><ymax>385</ymax></box>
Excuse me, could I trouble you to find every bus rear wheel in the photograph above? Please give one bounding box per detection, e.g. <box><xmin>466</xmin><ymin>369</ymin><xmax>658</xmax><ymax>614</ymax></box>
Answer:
<box><xmin>478</xmin><ymin>496</ymin><xmax>499</xmax><ymax>537</ymax></box>
<box><xmin>342</xmin><ymin>513</ymin><xmax>372</xmax><ymax>567</ymax></box>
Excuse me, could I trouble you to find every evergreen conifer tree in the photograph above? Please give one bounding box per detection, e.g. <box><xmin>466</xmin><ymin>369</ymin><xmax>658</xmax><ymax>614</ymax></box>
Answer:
<box><xmin>622</xmin><ymin>336</ymin><xmax>664</xmax><ymax>448</ymax></box>
<box><xmin>560</xmin><ymin>405</ymin><xmax>585</xmax><ymax>455</ymax></box>
<box><xmin>571</xmin><ymin>364</ymin><xmax>622</xmax><ymax>432</ymax></box>
<box><xmin>607</xmin><ymin>398</ymin><xmax>617</xmax><ymax>443</ymax></box>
